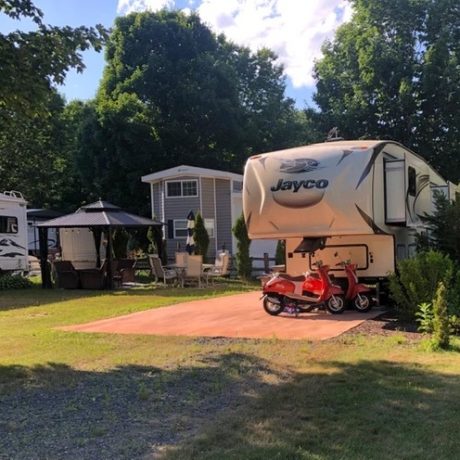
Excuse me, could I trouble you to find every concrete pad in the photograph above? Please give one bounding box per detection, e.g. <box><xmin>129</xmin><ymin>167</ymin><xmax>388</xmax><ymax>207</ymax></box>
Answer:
<box><xmin>62</xmin><ymin>291</ymin><xmax>383</xmax><ymax>341</ymax></box>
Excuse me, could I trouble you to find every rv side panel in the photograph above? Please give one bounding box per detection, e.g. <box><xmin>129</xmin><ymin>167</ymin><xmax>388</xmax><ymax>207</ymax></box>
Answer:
<box><xmin>285</xmin><ymin>235</ymin><xmax>395</xmax><ymax>279</ymax></box>
<box><xmin>0</xmin><ymin>193</ymin><xmax>28</xmax><ymax>272</ymax></box>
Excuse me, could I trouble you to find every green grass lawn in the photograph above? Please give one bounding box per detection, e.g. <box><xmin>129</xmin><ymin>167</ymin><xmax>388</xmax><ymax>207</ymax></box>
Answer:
<box><xmin>1</xmin><ymin>284</ymin><xmax>460</xmax><ymax>459</ymax></box>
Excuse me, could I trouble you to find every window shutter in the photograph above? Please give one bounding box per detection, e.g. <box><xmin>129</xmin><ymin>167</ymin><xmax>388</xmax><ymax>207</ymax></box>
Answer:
<box><xmin>167</xmin><ymin>220</ymin><xmax>174</xmax><ymax>239</ymax></box>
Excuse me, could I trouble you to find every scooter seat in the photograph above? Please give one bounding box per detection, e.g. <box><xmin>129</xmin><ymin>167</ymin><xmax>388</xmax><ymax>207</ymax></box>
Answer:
<box><xmin>278</xmin><ymin>273</ymin><xmax>306</xmax><ymax>282</ymax></box>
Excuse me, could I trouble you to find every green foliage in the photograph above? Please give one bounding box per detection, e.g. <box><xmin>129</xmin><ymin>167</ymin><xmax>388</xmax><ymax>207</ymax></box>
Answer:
<box><xmin>388</xmin><ymin>250</ymin><xmax>454</xmax><ymax>318</ymax></box>
<box><xmin>417</xmin><ymin>190</ymin><xmax>460</xmax><ymax>264</ymax></box>
<box><xmin>0</xmin><ymin>274</ymin><xmax>33</xmax><ymax>290</ymax></box>
<box><xmin>0</xmin><ymin>0</ymin><xmax>107</xmax><ymax>211</ymax></box>
<box><xmin>147</xmin><ymin>226</ymin><xmax>157</xmax><ymax>254</ymax></box>
<box><xmin>415</xmin><ymin>302</ymin><xmax>434</xmax><ymax>333</ymax></box>
<box><xmin>312</xmin><ymin>0</ymin><xmax>460</xmax><ymax>182</ymax></box>
<box><xmin>232</xmin><ymin>214</ymin><xmax>252</xmax><ymax>280</ymax></box>
<box><xmin>73</xmin><ymin>10</ymin><xmax>305</xmax><ymax>213</ymax></box>
<box><xmin>194</xmin><ymin>212</ymin><xmax>209</xmax><ymax>261</ymax></box>
<box><xmin>431</xmin><ymin>282</ymin><xmax>450</xmax><ymax>350</ymax></box>
<box><xmin>275</xmin><ymin>240</ymin><xmax>286</xmax><ymax>265</ymax></box>
<box><xmin>113</xmin><ymin>229</ymin><xmax>129</xmax><ymax>259</ymax></box>
<box><xmin>0</xmin><ymin>0</ymin><xmax>108</xmax><ymax>119</ymax></box>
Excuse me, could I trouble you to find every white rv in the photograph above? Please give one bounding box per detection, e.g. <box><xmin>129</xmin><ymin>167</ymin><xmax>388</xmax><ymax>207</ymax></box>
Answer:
<box><xmin>243</xmin><ymin>140</ymin><xmax>457</xmax><ymax>286</ymax></box>
<box><xmin>0</xmin><ymin>191</ymin><xmax>28</xmax><ymax>274</ymax></box>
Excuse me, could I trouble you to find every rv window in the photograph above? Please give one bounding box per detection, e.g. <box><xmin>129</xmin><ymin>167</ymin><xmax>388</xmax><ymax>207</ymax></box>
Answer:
<box><xmin>0</xmin><ymin>216</ymin><xmax>18</xmax><ymax>234</ymax></box>
<box><xmin>408</xmin><ymin>167</ymin><xmax>416</xmax><ymax>196</ymax></box>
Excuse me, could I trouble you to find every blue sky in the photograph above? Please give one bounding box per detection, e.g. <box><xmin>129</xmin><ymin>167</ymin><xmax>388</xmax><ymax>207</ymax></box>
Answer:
<box><xmin>1</xmin><ymin>0</ymin><xmax>352</xmax><ymax>108</ymax></box>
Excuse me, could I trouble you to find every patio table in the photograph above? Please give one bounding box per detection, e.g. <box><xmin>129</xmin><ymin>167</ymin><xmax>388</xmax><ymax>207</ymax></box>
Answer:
<box><xmin>164</xmin><ymin>264</ymin><xmax>186</xmax><ymax>288</ymax></box>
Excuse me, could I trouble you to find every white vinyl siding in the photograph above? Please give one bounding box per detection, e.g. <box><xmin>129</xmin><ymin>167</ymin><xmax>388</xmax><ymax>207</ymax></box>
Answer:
<box><xmin>204</xmin><ymin>218</ymin><xmax>215</xmax><ymax>238</ymax></box>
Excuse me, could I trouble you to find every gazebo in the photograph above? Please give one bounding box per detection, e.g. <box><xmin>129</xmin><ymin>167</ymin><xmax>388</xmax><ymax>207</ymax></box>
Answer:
<box><xmin>37</xmin><ymin>200</ymin><xmax>163</xmax><ymax>289</ymax></box>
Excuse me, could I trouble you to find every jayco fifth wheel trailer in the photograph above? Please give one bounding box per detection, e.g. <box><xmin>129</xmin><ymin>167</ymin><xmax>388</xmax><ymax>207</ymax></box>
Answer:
<box><xmin>0</xmin><ymin>191</ymin><xmax>28</xmax><ymax>273</ymax></box>
<box><xmin>243</xmin><ymin>140</ymin><xmax>458</xmax><ymax>283</ymax></box>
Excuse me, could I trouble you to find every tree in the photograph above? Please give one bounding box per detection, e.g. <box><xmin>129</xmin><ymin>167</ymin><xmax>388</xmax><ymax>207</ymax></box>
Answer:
<box><xmin>232</xmin><ymin>214</ymin><xmax>252</xmax><ymax>280</ymax></box>
<box><xmin>0</xmin><ymin>90</ymin><xmax>72</xmax><ymax>208</ymax></box>
<box><xmin>432</xmin><ymin>281</ymin><xmax>450</xmax><ymax>350</ymax></box>
<box><xmin>77</xmin><ymin>10</ymin><xmax>303</xmax><ymax>214</ymax></box>
<box><xmin>194</xmin><ymin>212</ymin><xmax>209</xmax><ymax>261</ymax></box>
<box><xmin>0</xmin><ymin>0</ymin><xmax>108</xmax><ymax>210</ymax></box>
<box><xmin>0</xmin><ymin>0</ymin><xmax>108</xmax><ymax>120</ymax></box>
<box><xmin>312</xmin><ymin>0</ymin><xmax>460</xmax><ymax>181</ymax></box>
<box><xmin>275</xmin><ymin>240</ymin><xmax>286</xmax><ymax>265</ymax></box>
<box><xmin>417</xmin><ymin>191</ymin><xmax>460</xmax><ymax>264</ymax></box>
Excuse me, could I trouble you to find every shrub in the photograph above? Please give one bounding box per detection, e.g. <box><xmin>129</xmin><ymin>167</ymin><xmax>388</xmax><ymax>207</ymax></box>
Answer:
<box><xmin>232</xmin><ymin>214</ymin><xmax>252</xmax><ymax>280</ymax></box>
<box><xmin>275</xmin><ymin>240</ymin><xmax>285</xmax><ymax>265</ymax></box>
<box><xmin>415</xmin><ymin>302</ymin><xmax>434</xmax><ymax>333</ymax></box>
<box><xmin>388</xmin><ymin>250</ymin><xmax>454</xmax><ymax>318</ymax></box>
<box><xmin>431</xmin><ymin>282</ymin><xmax>450</xmax><ymax>350</ymax></box>
<box><xmin>194</xmin><ymin>212</ymin><xmax>210</xmax><ymax>261</ymax></box>
<box><xmin>0</xmin><ymin>274</ymin><xmax>33</xmax><ymax>290</ymax></box>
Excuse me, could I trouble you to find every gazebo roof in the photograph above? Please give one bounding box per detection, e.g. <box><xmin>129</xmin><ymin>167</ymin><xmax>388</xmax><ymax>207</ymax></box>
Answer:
<box><xmin>38</xmin><ymin>200</ymin><xmax>162</xmax><ymax>228</ymax></box>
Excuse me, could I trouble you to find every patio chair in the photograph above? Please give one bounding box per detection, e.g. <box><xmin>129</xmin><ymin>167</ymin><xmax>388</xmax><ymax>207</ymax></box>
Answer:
<box><xmin>79</xmin><ymin>263</ymin><xmax>107</xmax><ymax>290</ymax></box>
<box><xmin>183</xmin><ymin>255</ymin><xmax>204</xmax><ymax>288</ymax></box>
<box><xmin>204</xmin><ymin>252</ymin><xmax>231</xmax><ymax>285</ymax></box>
<box><xmin>53</xmin><ymin>260</ymin><xmax>79</xmax><ymax>289</ymax></box>
<box><xmin>175</xmin><ymin>252</ymin><xmax>188</xmax><ymax>267</ymax></box>
<box><xmin>148</xmin><ymin>255</ymin><xmax>177</xmax><ymax>285</ymax></box>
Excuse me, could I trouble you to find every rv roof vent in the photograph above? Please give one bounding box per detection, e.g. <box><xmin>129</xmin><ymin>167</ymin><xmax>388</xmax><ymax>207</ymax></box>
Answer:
<box><xmin>325</xmin><ymin>127</ymin><xmax>344</xmax><ymax>142</ymax></box>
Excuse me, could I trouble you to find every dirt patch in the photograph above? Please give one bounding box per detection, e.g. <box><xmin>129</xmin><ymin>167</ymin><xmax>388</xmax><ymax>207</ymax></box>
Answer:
<box><xmin>345</xmin><ymin>310</ymin><xmax>422</xmax><ymax>341</ymax></box>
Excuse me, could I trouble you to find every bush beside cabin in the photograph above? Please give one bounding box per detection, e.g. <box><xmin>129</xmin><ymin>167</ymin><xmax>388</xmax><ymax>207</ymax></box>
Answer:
<box><xmin>243</xmin><ymin>140</ymin><xmax>458</xmax><ymax>292</ymax></box>
<box><xmin>0</xmin><ymin>191</ymin><xmax>28</xmax><ymax>274</ymax></box>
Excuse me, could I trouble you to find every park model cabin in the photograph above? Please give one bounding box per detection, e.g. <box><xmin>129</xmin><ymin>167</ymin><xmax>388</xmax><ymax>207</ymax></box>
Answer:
<box><xmin>243</xmin><ymin>140</ymin><xmax>458</xmax><ymax>282</ymax></box>
<box><xmin>141</xmin><ymin>165</ymin><xmax>276</xmax><ymax>266</ymax></box>
<box><xmin>0</xmin><ymin>191</ymin><xmax>28</xmax><ymax>273</ymax></box>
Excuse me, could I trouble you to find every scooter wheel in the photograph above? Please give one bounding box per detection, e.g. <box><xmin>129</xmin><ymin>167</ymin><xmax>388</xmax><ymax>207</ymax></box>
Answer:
<box><xmin>263</xmin><ymin>297</ymin><xmax>284</xmax><ymax>316</ymax></box>
<box><xmin>353</xmin><ymin>293</ymin><xmax>372</xmax><ymax>312</ymax></box>
<box><xmin>326</xmin><ymin>294</ymin><xmax>346</xmax><ymax>314</ymax></box>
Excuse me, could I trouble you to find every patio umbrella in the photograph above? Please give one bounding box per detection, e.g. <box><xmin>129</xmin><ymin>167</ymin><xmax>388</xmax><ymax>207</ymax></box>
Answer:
<box><xmin>185</xmin><ymin>210</ymin><xmax>195</xmax><ymax>255</ymax></box>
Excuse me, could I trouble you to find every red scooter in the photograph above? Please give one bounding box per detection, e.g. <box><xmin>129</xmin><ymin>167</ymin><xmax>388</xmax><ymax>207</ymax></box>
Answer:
<box><xmin>336</xmin><ymin>260</ymin><xmax>373</xmax><ymax>312</ymax></box>
<box><xmin>262</xmin><ymin>261</ymin><xmax>346</xmax><ymax>316</ymax></box>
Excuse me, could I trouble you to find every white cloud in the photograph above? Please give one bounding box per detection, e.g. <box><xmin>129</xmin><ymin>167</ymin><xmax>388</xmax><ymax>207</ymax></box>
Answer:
<box><xmin>116</xmin><ymin>0</ymin><xmax>353</xmax><ymax>89</ymax></box>
<box><xmin>117</xmin><ymin>0</ymin><xmax>174</xmax><ymax>15</ymax></box>
<box><xmin>197</xmin><ymin>0</ymin><xmax>353</xmax><ymax>88</ymax></box>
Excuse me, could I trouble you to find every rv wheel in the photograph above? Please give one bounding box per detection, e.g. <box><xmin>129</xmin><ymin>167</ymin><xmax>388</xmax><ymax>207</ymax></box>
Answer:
<box><xmin>263</xmin><ymin>296</ymin><xmax>284</xmax><ymax>316</ymax></box>
<box><xmin>353</xmin><ymin>293</ymin><xmax>372</xmax><ymax>313</ymax></box>
<box><xmin>326</xmin><ymin>295</ymin><xmax>346</xmax><ymax>314</ymax></box>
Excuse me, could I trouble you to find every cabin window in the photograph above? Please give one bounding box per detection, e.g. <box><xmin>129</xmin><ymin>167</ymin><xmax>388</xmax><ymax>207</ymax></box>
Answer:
<box><xmin>204</xmin><ymin>218</ymin><xmax>215</xmax><ymax>238</ymax></box>
<box><xmin>408</xmin><ymin>167</ymin><xmax>416</xmax><ymax>196</ymax></box>
<box><xmin>166</xmin><ymin>180</ymin><xmax>198</xmax><ymax>198</ymax></box>
<box><xmin>232</xmin><ymin>181</ymin><xmax>243</xmax><ymax>193</ymax></box>
<box><xmin>173</xmin><ymin>219</ymin><xmax>188</xmax><ymax>238</ymax></box>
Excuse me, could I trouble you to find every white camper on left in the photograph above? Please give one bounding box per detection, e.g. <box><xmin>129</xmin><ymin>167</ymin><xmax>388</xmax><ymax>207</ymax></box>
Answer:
<box><xmin>0</xmin><ymin>191</ymin><xmax>28</xmax><ymax>273</ymax></box>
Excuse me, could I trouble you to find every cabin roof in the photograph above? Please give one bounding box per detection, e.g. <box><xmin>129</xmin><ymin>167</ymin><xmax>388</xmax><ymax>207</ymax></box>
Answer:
<box><xmin>141</xmin><ymin>165</ymin><xmax>243</xmax><ymax>183</ymax></box>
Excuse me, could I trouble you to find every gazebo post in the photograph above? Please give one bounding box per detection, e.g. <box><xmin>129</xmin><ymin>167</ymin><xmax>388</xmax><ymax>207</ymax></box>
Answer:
<box><xmin>38</xmin><ymin>227</ymin><xmax>52</xmax><ymax>289</ymax></box>
<box><xmin>106</xmin><ymin>227</ymin><xmax>114</xmax><ymax>289</ymax></box>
